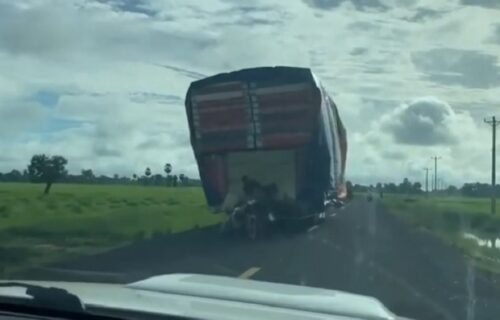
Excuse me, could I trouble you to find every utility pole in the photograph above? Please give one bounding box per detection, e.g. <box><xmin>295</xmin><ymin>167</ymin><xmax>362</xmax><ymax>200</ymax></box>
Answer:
<box><xmin>423</xmin><ymin>168</ymin><xmax>431</xmax><ymax>194</ymax></box>
<box><xmin>484</xmin><ymin>116</ymin><xmax>499</xmax><ymax>215</ymax></box>
<box><xmin>431</xmin><ymin>156</ymin><xmax>441</xmax><ymax>192</ymax></box>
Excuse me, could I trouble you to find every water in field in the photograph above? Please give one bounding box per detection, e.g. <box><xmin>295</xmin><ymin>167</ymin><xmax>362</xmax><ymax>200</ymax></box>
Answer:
<box><xmin>463</xmin><ymin>232</ymin><xmax>500</xmax><ymax>249</ymax></box>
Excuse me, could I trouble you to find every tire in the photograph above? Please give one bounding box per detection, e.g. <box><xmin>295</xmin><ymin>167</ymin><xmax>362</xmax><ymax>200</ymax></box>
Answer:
<box><xmin>244</xmin><ymin>205</ymin><xmax>266</xmax><ymax>241</ymax></box>
<box><xmin>245</xmin><ymin>212</ymin><xmax>259</xmax><ymax>240</ymax></box>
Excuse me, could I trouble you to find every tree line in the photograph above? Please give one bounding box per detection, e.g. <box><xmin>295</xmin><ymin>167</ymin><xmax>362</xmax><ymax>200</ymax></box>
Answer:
<box><xmin>351</xmin><ymin>178</ymin><xmax>423</xmax><ymax>194</ymax></box>
<box><xmin>0</xmin><ymin>154</ymin><xmax>200</xmax><ymax>194</ymax></box>
<box><xmin>2</xmin><ymin>155</ymin><xmax>498</xmax><ymax>198</ymax></box>
<box><xmin>351</xmin><ymin>178</ymin><xmax>500</xmax><ymax>198</ymax></box>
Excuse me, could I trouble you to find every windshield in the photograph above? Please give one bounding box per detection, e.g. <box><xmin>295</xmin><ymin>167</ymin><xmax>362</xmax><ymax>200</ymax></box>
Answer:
<box><xmin>1</xmin><ymin>1</ymin><xmax>500</xmax><ymax>319</ymax></box>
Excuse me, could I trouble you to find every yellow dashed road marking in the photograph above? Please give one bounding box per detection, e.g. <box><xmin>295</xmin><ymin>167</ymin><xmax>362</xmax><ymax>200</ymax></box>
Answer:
<box><xmin>239</xmin><ymin>267</ymin><xmax>261</xmax><ymax>279</ymax></box>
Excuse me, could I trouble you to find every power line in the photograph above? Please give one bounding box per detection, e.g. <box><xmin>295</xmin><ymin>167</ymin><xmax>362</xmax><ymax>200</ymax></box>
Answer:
<box><xmin>431</xmin><ymin>156</ymin><xmax>441</xmax><ymax>192</ymax></box>
<box><xmin>484</xmin><ymin>116</ymin><xmax>499</xmax><ymax>215</ymax></box>
<box><xmin>423</xmin><ymin>168</ymin><xmax>431</xmax><ymax>193</ymax></box>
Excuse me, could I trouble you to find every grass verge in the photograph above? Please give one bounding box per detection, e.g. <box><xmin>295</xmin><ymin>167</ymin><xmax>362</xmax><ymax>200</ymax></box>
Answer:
<box><xmin>382</xmin><ymin>194</ymin><xmax>500</xmax><ymax>274</ymax></box>
<box><xmin>0</xmin><ymin>183</ymin><xmax>224</xmax><ymax>277</ymax></box>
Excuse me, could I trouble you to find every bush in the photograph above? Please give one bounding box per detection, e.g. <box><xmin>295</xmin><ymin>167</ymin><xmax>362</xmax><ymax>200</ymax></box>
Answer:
<box><xmin>166</xmin><ymin>198</ymin><xmax>180</xmax><ymax>206</ymax></box>
<box><xmin>45</xmin><ymin>201</ymin><xmax>58</xmax><ymax>210</ymax></box>
<box><xmin>125</xmin><ymin>201</ymin><xmax>139</xmax><ymax>207</ymax></box>
<box><xmin>442</xmin><ymin>211</ymin><xmax>462</xmax><ymax>231</ymax></box>
<box><xmin>108</xmin><ymin>198</ymin><xmax>122</xmax><ymax>204</ymax></box>
<box><xmin>66</xmin><ymin>203</ymin><xmax>83</xmax><ymax>214</ymax></box>
<box><xmin>470</xmin><ymin>215</ymin><xmax>487</xmax><ymax>229</ymax></box>
<box><xmin>480</xmin><ymin>218</ymin><xmax>500</xmax><ymax>234</ymax></box>
<box><xmin>77</xmin><ymin>199</ymin><xmax>92</xmax><ymax>207</ymax></box>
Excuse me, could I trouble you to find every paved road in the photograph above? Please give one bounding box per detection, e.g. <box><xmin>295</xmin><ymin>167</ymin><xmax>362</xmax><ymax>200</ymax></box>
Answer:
<box><xmin>44</xmin><ymin>198</ymin><xmax>500</xmax><ymax>320</ymax></box>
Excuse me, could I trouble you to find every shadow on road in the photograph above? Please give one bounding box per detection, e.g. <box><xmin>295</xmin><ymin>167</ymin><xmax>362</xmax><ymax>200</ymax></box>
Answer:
<box><xmin>29</xmin><ymin>222</ymin><xmax>307</xmax><ymax>283</ymax></box>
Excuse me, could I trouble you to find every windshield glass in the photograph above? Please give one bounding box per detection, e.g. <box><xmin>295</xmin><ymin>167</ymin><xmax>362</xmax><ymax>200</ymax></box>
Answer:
<box><xmin>1</xmin><ymin>1</ymin><xmax>500</xmax><ymax>319</ymax></box>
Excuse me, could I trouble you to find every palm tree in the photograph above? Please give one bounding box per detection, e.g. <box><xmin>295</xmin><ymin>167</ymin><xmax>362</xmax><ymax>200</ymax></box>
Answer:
<box><xmin>164</xmin><ymin>163</ymin><xmax>172</xmax><ymax>175</ymax></box>
<box><xmin>144</xmin><ymin>167</ymin><xmax>151</xmax><ymax>185</ymax></box>
<box><xmin>164</xmin><ymin>163</ymin><xmax>172</xmax><ymax>186</ymax></box>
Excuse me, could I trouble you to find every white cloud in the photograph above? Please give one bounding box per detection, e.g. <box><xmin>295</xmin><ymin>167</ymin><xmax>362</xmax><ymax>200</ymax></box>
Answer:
<box><xmin>381</xmin><ymin>97</ymin><xmax>459</xmax><ymax>145</ymax></box>
<box><xmin>348</xmin><ymin>97</ymin><xmax>491</xmax><ymax>185</ymax></box>
<box><xmin>0</xmin><ymin>0</ymin><xmax>499</xmax><ymax>185</ymax></box>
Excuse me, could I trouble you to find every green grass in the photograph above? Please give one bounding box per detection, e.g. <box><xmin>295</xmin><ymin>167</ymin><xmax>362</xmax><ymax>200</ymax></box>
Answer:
<box><xmin>0</xmin><ymin>183</ymin><xmax>224</xmax><ymax>276</ymax></box>
<box><xmin>383</xmin><ymin>194</ymin><xmax>500</xmax><ymax>233</ymax></box>
<box><xmin>383</xmin><ymin>194</ymin><xmax>500</xmax><ymax>273</ymax></box>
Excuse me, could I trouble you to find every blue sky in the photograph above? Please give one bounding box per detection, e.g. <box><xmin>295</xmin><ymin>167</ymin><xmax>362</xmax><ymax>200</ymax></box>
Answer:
<box><xmin>32</xmin><ymin>90</ymin><xmax>84</xmax><ymax>133</ymax></box>
<box><xmin>0</xmin><ymin>0</ymin><xmax>499</xmax><ymax>185</ymax></box>
<box><xmin>33</xmin><ymin>90</ymin><xmax>60</xmax><ymax>108</ymax></box>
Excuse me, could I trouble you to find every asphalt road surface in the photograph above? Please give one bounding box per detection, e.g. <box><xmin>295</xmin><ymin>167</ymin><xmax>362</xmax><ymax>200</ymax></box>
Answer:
<box><xmin>42</xmin><ymin>198</ymin><xmax>500</xmax><ymax>320</ymax></box>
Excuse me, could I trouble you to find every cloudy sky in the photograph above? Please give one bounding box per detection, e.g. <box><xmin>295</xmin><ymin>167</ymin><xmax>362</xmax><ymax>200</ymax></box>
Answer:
<box><xmin>1</xmin><ymin>0</ymin><xmax>499</xmax><ymax>186</ymax></box>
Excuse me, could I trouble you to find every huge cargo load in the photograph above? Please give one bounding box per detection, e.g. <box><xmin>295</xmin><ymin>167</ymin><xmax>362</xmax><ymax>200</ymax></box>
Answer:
<box><xmin>185</xmin><ymin>66</ymin><xmax>347</xmax><ymax>238</ymax></box>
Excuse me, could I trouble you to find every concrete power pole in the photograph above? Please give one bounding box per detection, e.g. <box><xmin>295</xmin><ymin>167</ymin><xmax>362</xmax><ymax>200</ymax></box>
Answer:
<box><xmin>431</xmin><ymin>156</ymin><xmax>441</xmax><ymax>192</ymax></box>
<box><xmin>423</xmin><ymin>168</ymin><xmax>431</xmax><ymax>194</ymax></box>
<box><xmin>484</xmin><ymin>116</ymin><xmax>499</xmax><ymax>215</ymax></box>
